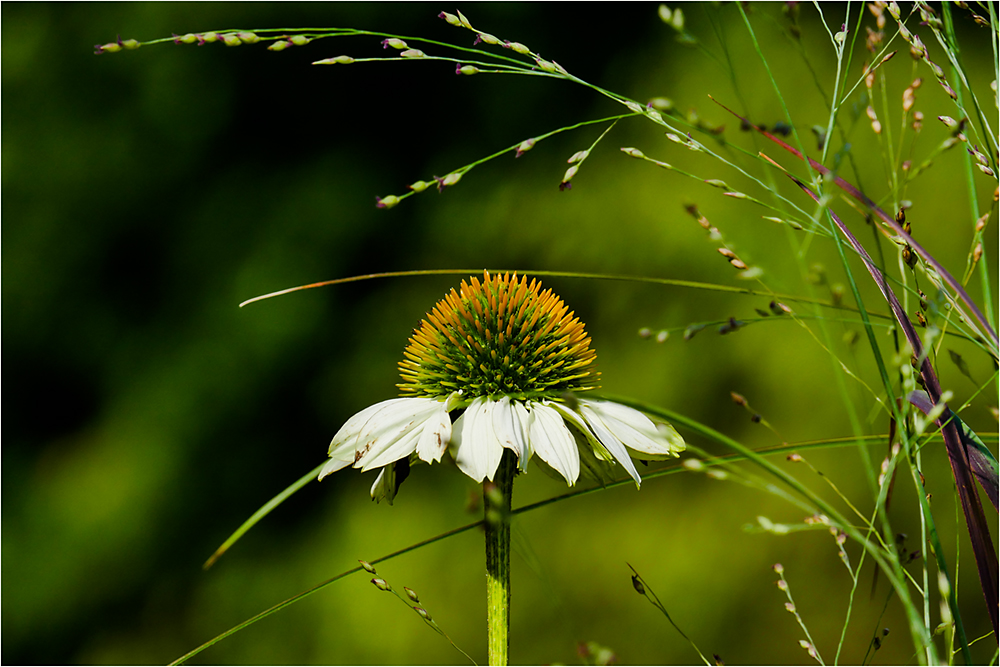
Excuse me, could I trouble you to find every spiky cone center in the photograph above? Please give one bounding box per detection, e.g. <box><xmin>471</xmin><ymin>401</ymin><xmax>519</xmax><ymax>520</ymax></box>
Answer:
<box><xmin>398</xmin><ymin>271</ymin><xmax>598</xmax><ymax>401</ymax></box>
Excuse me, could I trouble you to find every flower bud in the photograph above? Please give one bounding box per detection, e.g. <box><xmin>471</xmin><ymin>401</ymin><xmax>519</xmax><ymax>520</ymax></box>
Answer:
<box><xmin>655</xmin><ymin>330</ymin><xmax>669</xmax><ymax>343</ymax></box>
<box><xmin>404</xmin><ymin>587</ymin><xmax>420</xmax><ymax>603</ymax></box>
<box><xmin>515</xmin><ymin>138</ymin><xmax>536</xmax><ymax>158</ymax></box>
<box><xmin>476</xmin><ymin>32</ymin><xmax>500</xmax><ymax>46</ymax></box>
<box><xmin>670</xmin><ymin>7</ymin><xmax>685</xmax><ymax>30</ymax></box>
<box><xmin>359</xmin><ymin>560</ymin><xmax>377</xmax><ymax>573</ymax></box>
<box><xmin>221</xmin><ymin>33</ymin><xmax>242</xmax><ymax>47</ymax></box>
<box><xmin>400</xmin><ymin>49</ymin><xmax>425</xmax><ymax>58</ymax></box>
<box><xmin>176</xmin><ymin>33</ymin><xmax>198</xmax><ymax>44</ymax></box>
<box><xmin>439</xmin><ymin>12</ymin><xmax>463</xmax><ymax>27</ymax></box>
<box><xmin>237</xmin><ymin>31</ymin><xmax>260</xmax><ymax>44</ymax></box>
<box><xmin>534</xmin><ymin>57</ymin><xmax>558</xmax><ymax>73</ymax></box>
<box><xmin>376</xmin><ymin>195</ymin><xmax>400</xmax><ymax>209</ymax></box>
<box><xmin>940</xmin><ymin>137</ymin><xmax>959</xmax><ymax>150</ymax></box>
<box><xmin>773</xmin><ymin>563</ymin><xmax>784</xmax><ymax>574</ymax></box>
<box><xmin>505</xmin><ymin>41</ymin><xmax>530</xmax><ymax>55</ymax></box>
<box><xmin>631</xmin><ymin>574</ymin><xmax>646</xmax><ymax>595</ymax></box>
<box><xmin>682</xmin><ymin>458</ymin><xmax>704</xmax><ymax>471</ymax></box>
<box><xmin>200</xmin><ymin>32</ymin><xmax>219</xmax><ymax>44</ymax></box>
<box><xmin>770</xmin><ymin>301</ymin><xmax>792</xmax><ymax>315</ymax></box>
<box><xmin>625</xmin><ymin>100</ymin><xmax>644</xmax><ymax>114</ymax></box>
<box><xmin>785</xmin><ymin>602</ymin><xmax>796</xmax><ymax>613</ymax></box>
<box><xmin>867</xmin><ymin>106</ymin><xmax>882</xmax><ymax>134</ymax></box>
<box><xmin>567</xmin><ymin>150</ymin><xmax>589</xmax><ymax>164</ymax></box>
<box><xmin>94</xmin><ymin>42</ymin><xmax>122</xmax><ymax>54</ymax></box>
<box><xmin>371</xmin><ymin>577</ymin><xmax>391</xmax><ymax>591</ymax></box>
<box><xmin>621</xmin><ymin>147</ymin><xmax>645</xmax><ymax>159</ymax></box>
<box><xmin>414</xmin><ymin>607</ymin><xmax>432</xmax><ymax>621</ymax></box>
<box><xmin>440</xmin><ymin>172</ymin><xmax>462</xmax><ymax>188</ymax></box>
<box><xmin>408</xmin><ymin>180</ymin><xmax>431</xmax><ymax>193</ymax></box>
<box><xmin>683</xmin><ymin>323</ymin><xmax>705</xmax><ymax>340</ymax></box>
<box><xmin>560</xmin><ymin>164</ymin><xmax>579</xmax><ymax>189</ymax></box>
<box><xmin>121</xmin><ymin>38</ymin><xmax>140</xmax><ymax>50</ymax></box>
<box><xmin>289</xmin><ymin>35</ymin><xmax>311</xmax><ymax>46</ymax></box>
<box><xmin>645</xmin><ymin>108</ymin><xmax>664</xmax><ymax>123</ymax></box>
<box><xmin>648</xmin><ymin>97</ymin><xmax>674</xmax><ymax>112</ymax></box>
<box><xmin>382</xmin><ymin>38</ymin><xmax>408</xmax><ymax>50</ymax></box>
<box><xmin>268</xmin><ymin>40</ymin><xmax>291</xmax><ymax>52</ymax></box>
<box><xmin>705</xmin><ymin>179</ymin><xmax>729</xmax><ymax>189</ymax></box>
<box><xmin>314</xmin><ymin>55</ymin><xmax>355</xmax><ymax>65</ymax></box>
<box><xmin>638</xmin><ymin>327</ymin><xmax>652</xmax><ymax>339</ymax></box>
<box><xmin>456</xmin><ymin>64</ymin><xmax>480</xmax><ymax>75</ymax></box>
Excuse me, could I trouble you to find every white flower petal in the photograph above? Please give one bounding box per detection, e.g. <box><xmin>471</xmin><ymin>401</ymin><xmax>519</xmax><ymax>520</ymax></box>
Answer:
<box><xmin>553</xmin><ymin>401</ymin><xmax>642</xmax><ymax>487</ymax></box>
<box><xmin>327</xmin><ymin>398</ymin><xmax>412</xmax><ymax>459</ymax></box>
<box><xmin>355</xmin><ymin>398</ymin><xmax>444</xmax><ymax>471</ymax></box>
<box><xmin>370</xmin><ymin>466</ymin><xmax>397</xmax><ymax>505</ymax></box>
<box><xmin>451</xmin><ymin>397</ymin><xmax>504</xmax><ymax>482</ymax></box>
<box><xmin>415</xmin><ymin>400</ymin><xmax>453</xmax><ymax>464</ymax></box>
<box><xmin>511</xmin><ymin>401</ymin><xmax>534</xmax><ymax>472</ymax></box>
<box><xmin>578</xmin><ymin>399</ymin><xmax>684</xmax><ymax>459</ymax></box>
<box><xmin>318</xmin><ymin>457</ymin><xmax>352</xmax><ymax>481</ymax></box>
<box><xmin>492</xmin><ymin>397</ymin><xmax>530</xmax><ymax>466</ymax></box>
<box><xmin>360</xmin><ymin>426</ymin><xmax>422</xmax><ymax>471</ymax></box>
<box><xmin>528</xmin><ymin>402</ymin><xmax>580</xmax><ymax>485</ymax></box>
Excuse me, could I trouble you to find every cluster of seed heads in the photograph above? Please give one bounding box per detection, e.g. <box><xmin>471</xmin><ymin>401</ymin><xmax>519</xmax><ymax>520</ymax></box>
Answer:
<box><xmin>93</xmin><ymin>35</ymin><xmax>141</xmax><ymax>54</ymax></box>
<box><xmin>360</xmin><ymin>560</ymin><xmax>436</xmax><ymax>624</ymax></box>
<box><xmin>882</xmin><ymin>1</ymin><xmax>959</xmax><ymax>100</ymax></box>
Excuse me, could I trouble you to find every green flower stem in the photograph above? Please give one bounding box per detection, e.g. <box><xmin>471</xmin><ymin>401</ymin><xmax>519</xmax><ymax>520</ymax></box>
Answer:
<box><xmin>485</xmin><ymin>450</ymin><xmax>516</xmax><ymax>666</ymax></box>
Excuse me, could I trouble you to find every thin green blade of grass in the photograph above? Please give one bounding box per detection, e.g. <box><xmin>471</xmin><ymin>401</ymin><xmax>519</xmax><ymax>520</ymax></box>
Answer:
<box><xmin>709</xmin><ymin>96</ymin><xmax>998</xmax><ymax>355</ymax></box>
<box><xmin>170</xmin><ymin>427</ymin><xmax>998</xmax><ymax>664</ymax></box>
<box><xmin>608</xmin><ymin>394</ymin><xmax>941</xmax><ymax>661</ymax></box>
<box><xmin>203</xmin><ymin>462</ymin><xmax>326</xmax><ymax>569</ymax></box>
<box><xmin>787</xmin><ymin>174</ymin><xmax>995</xmax><ymax>652</ymax></box>
<box><xmin>908</xmin><ymin>390</ymin><xmax>999</xmax><ymax>511</ymax></box>
<box><xmin>627</xmin><ymin>564</ymin><xmax>711</xmax><ymax>666</ymax></box>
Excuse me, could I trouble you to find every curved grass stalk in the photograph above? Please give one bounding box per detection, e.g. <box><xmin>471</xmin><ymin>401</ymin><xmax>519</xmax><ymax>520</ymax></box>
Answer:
<box><xmin>786</xmin><ymin>173</ymin><xmax>995</xmax><ymax>656</ymax></box>
<box><xmin>238</xmin><ymin>268</ymin><xmax>848</xmax><ymax>311</ymax></box>
<box><xmin>179</xmin><ymin>426</ymin><xmax>997</xmax><ymax>664</ymax></box>
<box><xmin>713</xmin><ymin>98</ymin><xmax>999</xmax><ymax>355</ymax></box>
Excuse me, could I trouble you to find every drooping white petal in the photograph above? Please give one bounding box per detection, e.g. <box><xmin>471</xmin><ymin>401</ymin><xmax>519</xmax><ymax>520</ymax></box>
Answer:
<box><xmin>511</xmin><ymin>401</ymin><xmax>534</xmax><ymax>472</ymax></box>
<box><xmin>492</xmin><ymin>396</ymin><xmax>530</xmax><ymax>467</ymax></box>
<box><xmin>370</xmin><ymin>465</ymin><xmax>397</xmax><ymax>505</ymax></box>
<box><xmin>578</xmin><ymin>399</ymin><xmax>684</xmax><ymax>460</ymax></box>
<box><xmin>327</xmin><ymin>398</ymin><xmax>412</xmax><ymax>459</ymax></box>
<box><xmin>655</xmin><ymin>422</ymin><xmax>686</xmax><ymax>453</ymax></box>
<box><xmin>552</xmin><ymin>401</ymin><xmax>642</xmax><ymax>487</ymax></box>
<box><xmin>318</xmin><ymin>456</ymin><xmax>352</xmax><ymax>481</ymax></box>
<box><xmin>573</xmin><ymin>430</ymin><xmax>620</xmax><ymax>485</ymax></box>
<box><xmin>360</xmin><ymin>426</ymin><xmax>423</xmax><ymax>471</ymax></box>
<box><xmin>415</xmin><ymin>399</ymin><xmax>453</xmax><ymax>464</ymax></box>
<box><xmin>450</xmin><ymin>397</ymin><xmax>504</xmax><ymax>482</ymax></box>
<box><xmin>528</xmin><ymin>402</ymin><xmax>580</xmax><ymax>486</ymax></box>
<box><xmin>355</xmin><ymin>398</ymin><xmax>445</xmax><ymax>471</ymax></box>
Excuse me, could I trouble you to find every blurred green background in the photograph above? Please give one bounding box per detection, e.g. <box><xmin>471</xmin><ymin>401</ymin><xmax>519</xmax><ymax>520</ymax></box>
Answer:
<box><xmin>3</xmin><ymin>3</ymin><xmax>997</xmax><ymax>664</ymax></box>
